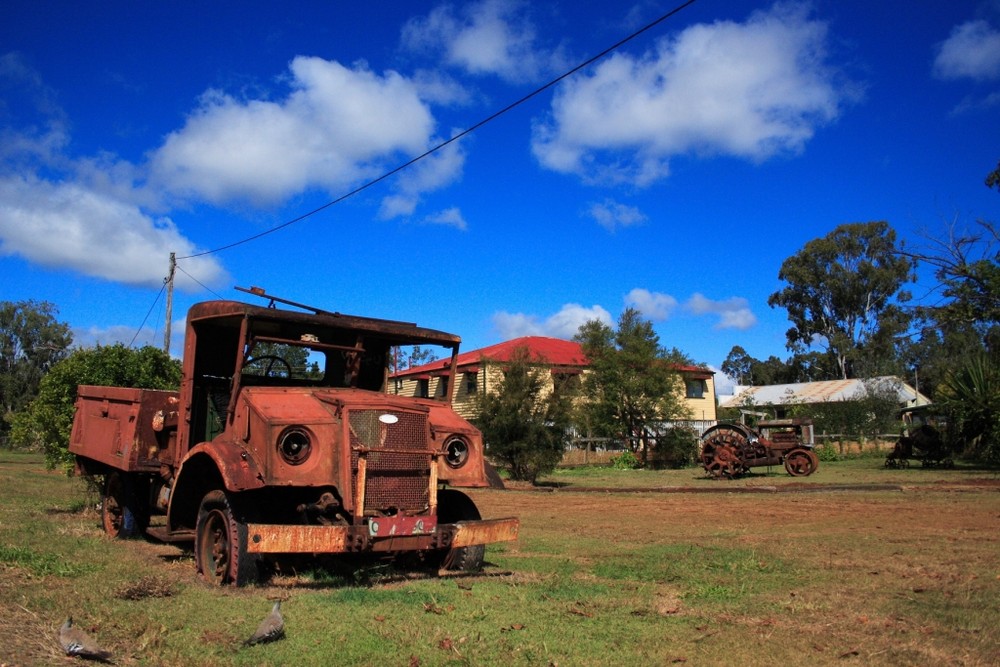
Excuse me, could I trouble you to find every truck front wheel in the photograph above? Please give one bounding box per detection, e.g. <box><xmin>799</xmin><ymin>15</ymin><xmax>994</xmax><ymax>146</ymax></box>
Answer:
<box><xmin>434</xmin><ymin>489</ymin><xmax>486</xmax><ymax>572</ymax></box>
<box><xmin>195</xmin><ymin>490</ymin><xmax>258</xmax><ymax>586</ymax></box>
<box><xmin>101</xmin><ymin>472</ymin><xmax>148</xmax><ymax>539</ymax></box>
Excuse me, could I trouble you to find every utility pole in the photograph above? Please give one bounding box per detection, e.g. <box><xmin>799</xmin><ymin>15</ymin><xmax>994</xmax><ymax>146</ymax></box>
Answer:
<box><xmin>164</xmin><ymin>252</ymin><xmax>175</xmax><ymax>355</ymax></box>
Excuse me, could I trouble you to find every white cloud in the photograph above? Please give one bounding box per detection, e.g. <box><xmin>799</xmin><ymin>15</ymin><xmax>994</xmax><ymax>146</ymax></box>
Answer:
<box><xmin>73</xmin><ymin>317</ymin><xmax>186</xmax><ymax>357</ymax></box>
<box><xmin>587</xmin><ymin>198</ymin><xmax>647</xmax><ymax>232</ymax></box>
<box><xmin>625</xmin><ymin>288</ymin><xmax>677</xmax><ymax>321</ymax></box>
<box><xmin>0</xmin><ymin>173</ymin><xmax>227</xmax><ymax>291</ymax></box>
<box><xmin>492</xmin><ymin>303</ymin><xmax>612</xmax><ymax>339</ymax></box>
<box><xmin>149</xmin><ymin>57</ymin><xmax>448</xmax><ymax>208</ymax></box>
<box><xmin>685</xmin><ymin>293</ymin><xmax>757</xmax><ymax>330</ymax></box>
<box><xmin>423</xmin><ymin>207</ymin><xmax>468</xmax><ymax>230</ymax></box>
<box><xmin>401</xmin><ymin>0</ymin><xmax>558</xmax><ymax>83</ymax></box>
<box><xmin>711</xmin><ymin>365</ymin><xmax>737</xmax><ymax>396</ymax></box>
<box><xmin>532</xmin><ymin>3</ymin><xmax>851</xmax><ymax>185</ymax></box>
<box><xmin>378</xmin><ymin>137</ymin><xmax>467</xmax><ymax>220</ymax></box>
<box><xmin>933</xmin><ymin>20</ymin><xmax>1000</xmax><ymax>81</ymax></box>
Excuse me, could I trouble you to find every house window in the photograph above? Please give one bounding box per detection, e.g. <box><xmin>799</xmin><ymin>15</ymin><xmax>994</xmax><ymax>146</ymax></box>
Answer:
<box><xmin>465</xmin><ymin>371</ymin><xmax>478</xmax><ymax>394</ymax></box>
<box><xmin>685</xmin><ymin>379</ymin><xmax>706</xmax><ymax>399</ymax></box>
<box><xmin>437</xmin><ymin>376</ymin><xmax>450</xmax><ymax>398</ymax></box>
<box><xmin>417</xmin><ymin>379</ymin><xmax>429</xmax><ymax>398</ymax></box>
<box><xmin>553</xmin><ymin>372</ymin><xmax>581</xmax><ymax>395</ymax></box>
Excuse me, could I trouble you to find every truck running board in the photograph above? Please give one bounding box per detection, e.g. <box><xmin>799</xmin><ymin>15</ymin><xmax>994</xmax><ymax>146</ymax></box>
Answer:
<box><xmin>146</xmin><ymin>526</ymin><xmax>196</xmax><ymax>543</ymax></box>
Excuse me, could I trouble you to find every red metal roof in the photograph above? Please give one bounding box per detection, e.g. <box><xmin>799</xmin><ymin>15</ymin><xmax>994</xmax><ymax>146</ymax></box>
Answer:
<box><xmin>393</xmin><ymin>336</ymin><xmax>713</xmax><ymax>378</ymax></box>
<box><xmin>394</xmin><ymin>336</ymin><xmax>589</xmax><ymax>378</ymax></box>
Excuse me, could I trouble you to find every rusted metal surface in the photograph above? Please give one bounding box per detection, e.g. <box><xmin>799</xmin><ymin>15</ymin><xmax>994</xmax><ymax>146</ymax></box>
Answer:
<box><xmin>69</xmin><ymin>385</ymin><xmax>178</xmax><ymax>473</ymax></box>
<box><xmin>246</xmin><ymin>524</ymin><xmax>356</xmax><ymax>554</ymax></box>
<box><xmin>245</xmin><ymin>516</ymin><xmax>518</xmax><ymax>554</ymax></box>
<box><xmin>68</xmin><ymin>289</ymin><xmax>519</xmax><ymax>585</ymax></box>
<box><xmin>449</xmin><ymin>518</ymin><xmax>520</xmax><ymax>548</ymax></box>
<box><xmin>700</xmin><ymin>419</ymin><xmax>819</xmax><ymax>479</ymax></box>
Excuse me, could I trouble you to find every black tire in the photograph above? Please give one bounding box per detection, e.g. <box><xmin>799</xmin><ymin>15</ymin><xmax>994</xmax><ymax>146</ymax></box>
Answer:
<box><xmin>433</xmin><ymin>489</ymin><xmax>485</xmax><ymax>572</ymax></box>
<box><xmin>195</xmin><ymin>490</ymin><xmax>259</xmax><ymax>586</ymax></box>
<box><xmin>101</xmin><ymin>472</ymin><xmax>148</xmax><ymax>539</ymax></box>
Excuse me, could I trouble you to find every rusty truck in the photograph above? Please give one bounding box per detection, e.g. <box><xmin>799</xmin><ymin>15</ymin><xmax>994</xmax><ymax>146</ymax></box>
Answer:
<box><xmin>68</xmin><ymin>288</ymin><xmax>518</xmax><ymax>585</ymax></box>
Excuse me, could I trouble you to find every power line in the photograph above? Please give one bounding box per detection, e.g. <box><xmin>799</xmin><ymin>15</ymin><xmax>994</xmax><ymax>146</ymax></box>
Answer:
<box><xmin>179</xmin><ymin>0</ymin><xmax>699</xmax><ymax>260</ymax></box>
<box><xmin>175</xmin><ymin>261</ymin><xmax>227</xmax><ymax>300</ymax></box>
<box><xmin>129</xmin><ymin>280</ymin><xmax>167</xmax><ymax>348</ymax></box>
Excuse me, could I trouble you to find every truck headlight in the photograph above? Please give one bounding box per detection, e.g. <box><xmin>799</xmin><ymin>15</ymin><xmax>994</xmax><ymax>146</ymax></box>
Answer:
<box><xmin>444</xmin><ymin>436</ymin><xmax>470</xmax><ymax>468</ymax></box>
<box><xmin>278</xmin><ymin>426</ymin><xmax>312</xmax><ymax>465</ymax></box>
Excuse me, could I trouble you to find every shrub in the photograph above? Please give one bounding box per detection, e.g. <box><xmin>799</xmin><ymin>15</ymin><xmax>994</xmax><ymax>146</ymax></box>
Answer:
<box><xmin>649</xmin><ymin>426</ymin><xmax>699</xmax><ymax>469</ymax></box>
<box><xmin>610</xmin><ymin>451</ymin><xmax>641</xmax><ymax>470</ymax></box>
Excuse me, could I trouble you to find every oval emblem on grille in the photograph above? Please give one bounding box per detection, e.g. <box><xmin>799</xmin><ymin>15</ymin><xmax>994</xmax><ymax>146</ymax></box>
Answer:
<box><xmin>378</xmin><ymin>414</ymin><xmax>399</xmax><ymax>425</ymax></box>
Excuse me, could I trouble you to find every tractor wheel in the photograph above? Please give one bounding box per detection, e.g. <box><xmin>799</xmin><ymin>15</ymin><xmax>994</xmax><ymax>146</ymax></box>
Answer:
<box><xmin>101</xmin><ymin>472</ymin><xmax>148</xmax><ymax>539</ymax></box>
<box><xmin>703</xmin><ymin>443</ymin><xmax>741</xmax><ymax>478</ymax></box>
<box><xmin>195</xmin><ymin>490</ymin><xmax>259</xmax><ymax>586</ymax></box>
<box><xmin>700</xmin><ymin>425</ymin><xmax>750</xmax><ymax>478</ymax></box>
<box><xmin>783</xmin><ymin>449</ymin><xmax>817</xmax><ymax>477</ymax></box>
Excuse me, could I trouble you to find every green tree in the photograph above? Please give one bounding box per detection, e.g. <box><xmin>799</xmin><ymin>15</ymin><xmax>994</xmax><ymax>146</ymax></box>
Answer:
<box><xmin>721</xmin><ymin>345</ymin><xmax>753</xmax><ymax>385</ymax></box>
<box><xmin>900</xmin><ymin>219</ymin><xmax>1000</xmax><ymax>337</ymax></box>
<box><xmin>9</xmin><ymin>344</ymin><xmax>181</xmax><ymax>469</ymax></box>
<box><xmin>986</xmin><ymin>159</ymin><xmax>1000</xmax><ymax>192</ymax></box>
<box><xmin>473</xmin><ymin>345</ymin><xmax>570</xmax><ymax>483</ymax></box>
<box><xmin>768</xmin><ymin>221</ymin><xmax>913</xmax><ymax>379</ymax></box>
<box><xmin>574</xmin><ymin>308</ymin><xmax>690</xmax><ymax>465</ymax></box>
<box><xmin>390</xmin><ymin>345</ymin><xmax>437</xmax><ymax>374</ymax></box>
<box><xmin>0</xmin><ymin>300</ymin><xmax>72</xmax><ymax>443</ymax></box>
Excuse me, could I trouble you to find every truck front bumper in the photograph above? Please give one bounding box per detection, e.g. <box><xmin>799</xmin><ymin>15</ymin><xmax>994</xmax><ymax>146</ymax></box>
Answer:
<box><xmin>245</xmin><ymin>517</ymin><xmax>519</xmax><ymax>554</ymax></box>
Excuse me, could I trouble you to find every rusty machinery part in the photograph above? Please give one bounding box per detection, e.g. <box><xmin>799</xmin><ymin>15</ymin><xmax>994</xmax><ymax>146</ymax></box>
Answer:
<box><xmin>700</xmin><ymin>424</ymin><xmax>753</xmax><ymax>478</ymax></box>
<box><xmin>783</xmin><ymin>448</ymin><xmax>819</xmax><ymax>477</ymax></box>
<box><xmin>702</xmin><ymin>443</ymin><xmax>742</xmax><ymax>478</ymax></box>
<box><xmin>884</xmin><ymin>455</ymin><xmax>910</xmax><ymax>469</ymax></box>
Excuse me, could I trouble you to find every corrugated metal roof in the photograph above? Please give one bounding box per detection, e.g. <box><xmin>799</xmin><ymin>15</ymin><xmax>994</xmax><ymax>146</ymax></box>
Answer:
<box><xmin>718</xmin><ymin>376</ymin><xmax>928</xmax><ymax>408</ymax></box>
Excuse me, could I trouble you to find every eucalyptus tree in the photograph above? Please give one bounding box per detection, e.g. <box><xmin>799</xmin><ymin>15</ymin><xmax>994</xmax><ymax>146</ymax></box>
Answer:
<box><xmin>768</xmin><ymin>221</ymin><xmax>913</xmax><ymax>380</ymax></box>
<box><xmin>0</xmin><ymin>300</ymin><xmax>72</xmax><ymax>442</ymax></box>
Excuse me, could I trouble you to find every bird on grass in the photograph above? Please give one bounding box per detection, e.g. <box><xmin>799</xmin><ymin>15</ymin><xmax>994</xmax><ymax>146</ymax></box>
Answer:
<box><xmin>59</xmin><ymin>617</ymin><xmax>114</xmax><ymax>663</ymax></box>
<box><xmin>243</xmin><ymin>600</ymin><xmax>285</xmax><ymax>647</ymax></box>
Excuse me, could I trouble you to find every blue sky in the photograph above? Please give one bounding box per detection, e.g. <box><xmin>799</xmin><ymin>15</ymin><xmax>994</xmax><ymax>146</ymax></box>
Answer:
<box><xmin>1</xmin><ymin>1</ymin><xmax>998</xmax><ymax>394</ymax></box>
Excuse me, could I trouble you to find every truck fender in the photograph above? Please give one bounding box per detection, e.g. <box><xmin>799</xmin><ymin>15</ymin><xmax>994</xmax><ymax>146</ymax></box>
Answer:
<box><xmin>168</xmin><ymin>441</ymin><xmax>265</xmax><ymax>532</ymax></box>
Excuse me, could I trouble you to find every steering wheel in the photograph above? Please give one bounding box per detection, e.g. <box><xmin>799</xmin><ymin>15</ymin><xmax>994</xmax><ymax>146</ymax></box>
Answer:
<box><xmin>245</xmin><ymin>355</ymin><xmax>292</xmax><ymax>377</ymax></box>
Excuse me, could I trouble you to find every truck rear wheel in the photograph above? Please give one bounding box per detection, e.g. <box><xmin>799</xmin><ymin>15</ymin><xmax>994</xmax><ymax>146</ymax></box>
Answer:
<box><xmin>195</xmin><ymin>490</ymin><xmax>258</xmax><ymax>586</ymax></box>
<box><xmin>434</xmin><ymin>489</ymin><xmax>485</xmax><ymax>572</ymax></box>
<box><xmin>101</xmin><ymin>472</ymin><xmax>148</xmax><ymax>539</ymax></box>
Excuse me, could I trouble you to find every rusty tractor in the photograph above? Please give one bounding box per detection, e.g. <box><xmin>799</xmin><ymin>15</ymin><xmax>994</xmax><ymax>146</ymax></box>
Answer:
<box><xmin>884</xmin><ymin>406</ymin><xmax>954</xmax><ymax>469</ymax></box>
<box><xmin>700</xmin><ymin>418</ymin><xmax>818</xmax><ymax>478</ymax></box>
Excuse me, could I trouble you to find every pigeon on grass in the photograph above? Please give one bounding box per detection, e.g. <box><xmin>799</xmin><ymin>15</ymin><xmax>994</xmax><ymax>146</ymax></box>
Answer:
<box><xmin>243</xmin><ymin>600</ymin><xmax>285</xmax><ymax>647</ymax></box>
<box><xmin>59</xmin><ymin>617</ymin><xmax>114</xmax><ymax>663</ymax></box>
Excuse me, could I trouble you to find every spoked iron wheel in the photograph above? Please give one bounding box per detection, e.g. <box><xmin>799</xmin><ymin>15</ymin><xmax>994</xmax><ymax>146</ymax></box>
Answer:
<box><xmin>783</xmin><ymin>448</ymin><xmax>818</xmax><ymax>477</ymax></box>
<box><xmin>701</xmin><ymin>425</ymin><xmax>750</xmax><ymax>478</ymax></box>
<box><xmin>703</xmin><ymin>443</ymin><xmax>742</xmax><ymax>478</ymax></box>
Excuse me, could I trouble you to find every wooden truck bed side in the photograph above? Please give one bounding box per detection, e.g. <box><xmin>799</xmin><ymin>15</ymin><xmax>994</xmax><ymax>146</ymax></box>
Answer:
<box><xmin>69</xmin><ymin>385</ymin><xmax>180</xmax><ymax>473</ymax></box>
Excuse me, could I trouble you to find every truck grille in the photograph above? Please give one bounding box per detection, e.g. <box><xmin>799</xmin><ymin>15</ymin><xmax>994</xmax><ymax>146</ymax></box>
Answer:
<box><xmin>348</xmin><ymin>409</ymin><xmax>430</xmax><ymax>515</ymax></box>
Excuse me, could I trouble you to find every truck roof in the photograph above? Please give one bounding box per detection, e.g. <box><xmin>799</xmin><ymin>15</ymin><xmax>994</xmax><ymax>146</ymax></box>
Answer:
<box><xmin>186</xmin><ymin>300</ymin><xmax>462</xmax><ymax>346</ymax></box>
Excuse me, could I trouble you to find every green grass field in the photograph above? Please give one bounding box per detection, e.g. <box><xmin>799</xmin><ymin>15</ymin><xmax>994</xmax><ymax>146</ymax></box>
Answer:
<box><xmin>1</xmin><ymin>450</ymin><xmax>998</xmax><ymax>666</ymax></box>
